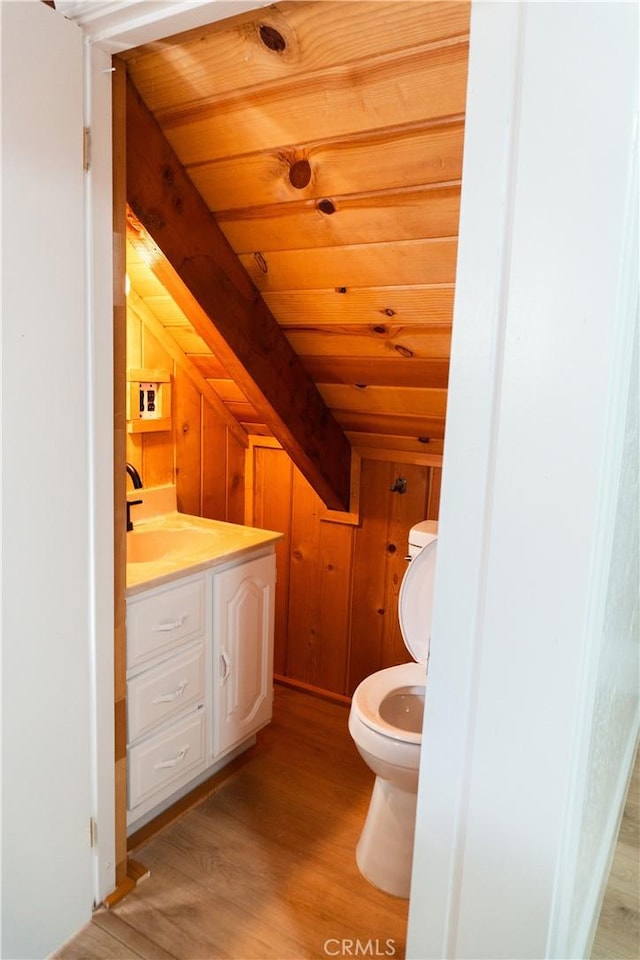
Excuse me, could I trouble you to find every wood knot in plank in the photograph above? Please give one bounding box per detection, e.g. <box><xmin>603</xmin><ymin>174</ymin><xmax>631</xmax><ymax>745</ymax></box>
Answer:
<box><xmin>289</xmin><ymin>159</ymin><xmax>311</xmax><ymax>189</ymax></box>
<box><xmin>394</xmin><ymin>344</ymin><xmax>414</xmax><ymax>358</ymax></box>
<box><xmin>253</xmin><ymin>251</ymin><xmax>268</xmax><ymax>274</ymax></box>
<box><xmin>259</xmin><ymin>24</ymin><xmax>287</xmax><ymax>52</ymax></box>
<box><xmin>317</xmin><ymin>199</ymin><xmax>336</xmax><ymax>215</ymax></box>
<box><xmin>142</xmin><ymin>212</ymin><xmax>165</xmax><ymax>231</ymax></box>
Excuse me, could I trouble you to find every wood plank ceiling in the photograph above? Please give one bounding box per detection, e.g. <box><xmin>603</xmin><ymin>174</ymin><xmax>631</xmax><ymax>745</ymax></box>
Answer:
<box><xmin>121</xmin><ymin>0</ymin><xmax>470</xmax><ymax>500</ymax></box>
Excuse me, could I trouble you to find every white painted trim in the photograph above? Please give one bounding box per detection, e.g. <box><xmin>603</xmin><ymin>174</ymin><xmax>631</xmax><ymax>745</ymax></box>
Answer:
<box><xmin>84</xmin><ymin>38</ymin><xmax>116</xmax><ymax>904</ymax></box>
<box><xmin>407</xmin><ymin>3</ymin><xmax>526</xmax><ymax>953</ymax></box>
<box><xmin>547</xmin><ymin>112</ymin><xmax>639</xmax><ymax>959</ymax></box>
<box><xmin>57</xmin><ymin>0</ymin><xmax>271</xmax><ymax>53</ymax></box>
<box><xmin>408</xmin><ymin>3</ymin><xmax>639</xmax><ymax>958</ymax></box>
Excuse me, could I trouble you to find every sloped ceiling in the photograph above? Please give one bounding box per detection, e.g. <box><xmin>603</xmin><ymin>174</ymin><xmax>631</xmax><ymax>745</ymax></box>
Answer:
<box><xmin>120</xmin><ymin>0</ymin><xmax>470</xmax><ymax>507</ymax></box>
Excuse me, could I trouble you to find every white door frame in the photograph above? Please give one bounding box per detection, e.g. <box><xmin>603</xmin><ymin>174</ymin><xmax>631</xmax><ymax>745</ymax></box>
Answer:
<box><xmin>407</xmin><ymin>2</ymin><xmax>639</xmax><ymax>958</ymax></box>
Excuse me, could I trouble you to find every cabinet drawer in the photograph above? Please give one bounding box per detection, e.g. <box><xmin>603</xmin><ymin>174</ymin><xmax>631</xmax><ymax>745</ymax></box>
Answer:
<box><xmin>128</xmin><ymin>709</ymin><xmax>206</xmax><ymax>811</ymax></box>
<box><xmin>127</xmin><ymin>577</ymin><xmax>205</xmax><ymax>669</ymax></box>
<box><xmin>127</xmin><ymin>643</ymin><xmax>205</xmax><ymax>744</ymax></box>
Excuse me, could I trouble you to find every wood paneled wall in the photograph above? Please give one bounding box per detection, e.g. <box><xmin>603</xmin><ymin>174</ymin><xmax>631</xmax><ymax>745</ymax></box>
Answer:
<box><xmin>249</xmin><ymin>441</ymin><xmax>441</xmax><ymax>697</ymax></box>
<box><xmin>127</xmin><ymin>313</ymin><xmax>442</xmax><ymax>699</ymax></box>
<box><xmin>125</xmin><ymin>304</ymin><xmax>245</xmax><ymax>524</ymax></box>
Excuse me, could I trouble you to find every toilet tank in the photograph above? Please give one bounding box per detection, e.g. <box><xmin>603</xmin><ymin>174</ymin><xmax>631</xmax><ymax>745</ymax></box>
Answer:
<box><xmin>407</xmin><ymin>520</ymin><xmax>438</xmax><ymax>559</ymax></box>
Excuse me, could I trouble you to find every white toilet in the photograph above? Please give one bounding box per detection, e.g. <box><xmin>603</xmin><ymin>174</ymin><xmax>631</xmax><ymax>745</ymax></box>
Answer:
<box><xmin>348</xmin><ymin>520</ymin><xmax>438</xmax><ymax>898</ymax></box>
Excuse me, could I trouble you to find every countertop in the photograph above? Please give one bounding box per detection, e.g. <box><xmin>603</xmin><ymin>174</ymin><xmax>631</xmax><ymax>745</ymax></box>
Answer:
<box><xmin>126</xmin><ymin>510</ymin><xmax>283</xmax><ymax>596</ymax></box>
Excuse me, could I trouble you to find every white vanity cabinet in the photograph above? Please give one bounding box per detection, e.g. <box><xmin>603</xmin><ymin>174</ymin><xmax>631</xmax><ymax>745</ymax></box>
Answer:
<box><xmin>125</xmin><ymin>547</ymin><xmax>277</xmax><ymax>831</ymax></box>
<box><xmin>212</xmin><ymin>551</ymin><xmax>276</xmax><ymax>759</ymax></box>
<box><xmin>126</xmin><ymin>572</ymin><xmax>208</xmax><ymax>825</ymax></box>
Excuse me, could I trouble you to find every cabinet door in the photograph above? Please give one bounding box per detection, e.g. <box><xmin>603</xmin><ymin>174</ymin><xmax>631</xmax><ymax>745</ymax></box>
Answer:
<box><xmin>213</xmin><ymin>553</ymin><xmax>275</xmax><ymax>757</ymax></box>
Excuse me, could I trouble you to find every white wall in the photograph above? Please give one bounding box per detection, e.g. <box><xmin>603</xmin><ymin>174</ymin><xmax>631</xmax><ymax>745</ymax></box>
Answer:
<box><xmin>407</xmin><ymin>2</ymin><xmax>639</xmax><ymax>959</ymax></box>
<box><xmin>0</xmin><ymin>3</ymin><xmax>94</xmax><ymax>956</ymax></box>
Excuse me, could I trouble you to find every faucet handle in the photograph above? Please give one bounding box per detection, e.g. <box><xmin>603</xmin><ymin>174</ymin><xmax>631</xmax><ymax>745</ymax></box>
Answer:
<box><xmin>126</xmin><ymin>498</ymin><xmax>143</xmax><ymax>532</ymax></box>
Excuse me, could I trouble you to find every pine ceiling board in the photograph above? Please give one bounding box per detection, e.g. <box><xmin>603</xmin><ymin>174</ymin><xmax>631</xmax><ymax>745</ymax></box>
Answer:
<box><xmin>265</xmin><ymin>286</ymin><xmax>455</xmax><ymax>326</ymax></box>
<box><xmin>126</xmin><ymin>262</ymin><xmax>168</xmax><ymax>298</ymax></box>
<box><xmin>284</xmin><ymin>325</ymin><xmax>452</xmax><ymax>359</ymax></box>
<box><xmin>124</xmin><ymin>1</ymin><xmax>470</xmax><ymax>112</ymax></box>
<box><xmin>189</xmin><ymin>355</ymin><xmax>231</xmax><ymax>379</ymax></box>
<box><xmin>205</xmin><ymin>379</ymin><xmax>250</xmax><ymax>403</ymax></box>
<box><xmin>336</xmin><ymin>411</ymin><xmax>446</xmax><ymax>440</ymax></box>
<box><xmin>225</xmin><ymin>401</ymin><xmax>269</xmax><ymax>424</ymax></box>
<box><xmin>167</xmin><ymin>328</ymin><xmax>215</xmax><ymax>356</ymax></box>
<box><xmin>240</xmin><ymin>238</ymin><xmax>458</xmax><ymax>292</ymax></box>
<box><xmin>218</xmin><ymin>185</ymin><xmax>461</xmax><ymax>253</ymax></box>
<box><xmin>299</xmin><ymin>357</ymin><xmax>450</xmax><ymax>390</ymax></box>
<box><xmin>141</xmin><ymin>296</ymin><xmax>192</xmax><ymax>326</ymax></box>
<box><xmin>190</xmin><ymin>120</ymin><xmax>465</xmax><ymax>211</ymax></box>
<box><xmin>244</xmin><ymin>423</ymin><xmax>273</xmax><ymax>437</ymax></box>
<box><xmin>346</xmin><ymin>432</ymin><xmax>445</xmax><ymax>456</ymax></box>
<box><xmin>318</xmin><ymin>384</ymin><xmax>448</xmax><ymax>418</ymax></box>
<box><xmin>158</xmin><ymin>40</ymin><xmax>469</xmax><ymax>165</ymax></box>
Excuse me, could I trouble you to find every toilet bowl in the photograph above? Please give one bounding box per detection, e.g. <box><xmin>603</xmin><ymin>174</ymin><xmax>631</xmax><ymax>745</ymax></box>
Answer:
<box><xmin>348</xmin><ymin>521</ymin><xmax>437</xmax><ymax>898</ymax></box>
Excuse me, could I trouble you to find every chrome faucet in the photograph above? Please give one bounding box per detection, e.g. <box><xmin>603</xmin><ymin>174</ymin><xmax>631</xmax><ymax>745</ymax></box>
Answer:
<box><xmin>125</xmin><ymin>462</ymin><xmax>143</xmax><ymax>531</ymax></box>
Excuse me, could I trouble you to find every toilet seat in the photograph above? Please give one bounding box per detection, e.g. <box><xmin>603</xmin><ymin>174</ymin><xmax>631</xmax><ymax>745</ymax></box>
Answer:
<box><xmin>399</xmin><ymin>536</ymin><xmax>437</xmax><ymax>664</ymax></box>
<box><xmin>351</xmin><ymin>662</ymin><xmax>426</xmax><ymax>744</ymax></box>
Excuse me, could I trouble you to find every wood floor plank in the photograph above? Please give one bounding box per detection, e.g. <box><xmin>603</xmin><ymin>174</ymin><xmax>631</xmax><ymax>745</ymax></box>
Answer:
<box><xmin>92</xmin><ymin>910</ymin><xmax>178</xmax><ymax>960</ymax></box>
<box><xmin>51</xmin><ymin>920</ymin><xmax>145</xmax><ymax>959</ymax></box>
<box><xmin>54</xmin><ymin>688</ymin><xmax>637</xmax><ymax>960</ymax></box>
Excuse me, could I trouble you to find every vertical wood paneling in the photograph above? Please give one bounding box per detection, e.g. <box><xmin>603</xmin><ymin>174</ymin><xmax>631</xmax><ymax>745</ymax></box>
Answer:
<box><xmin>247</xmin><ymin>441</ymin><xmax>442</xmax><ymax>697</ymax></box>
<box><xmin>174</xmin><ymin>369</ymin><xmax>201</xmax><ymax>515</ymax></box>
<box><xmin>427</xmin><ymin>466</ymin><xmax>442</xmax><ymax>519</ymax></box>
<box><xmin>201</xmin><ymin>405</ymin><xmax>227</xmax><ymax>520</ymax></box>
<box><xmin>251</xmin><ymin>446</ymin><xmax>293</xmax><ymax>676</ymax></box>
<box><xmin>225</xmin><ymin>429</ymin><xmax>246</xmax><ymax>525</ymax></box>
<box><xmin>126</xmin><ymin>304</ymin><xmax>249</xmax><ymax>523</ymax></box>
<box><xmin>141</xmin><ymin>327</ymin><xmax>175</xmax><ymax>486</ymax></box>
<box><xmin>349</xmin><ymin>458</ymin><xmax>433</xmax><ymax>689</ymax></box>
<box><xmin>287</xmin><ymin>469</ymin><xmax>354</xmax><ymax>693</ymax></box>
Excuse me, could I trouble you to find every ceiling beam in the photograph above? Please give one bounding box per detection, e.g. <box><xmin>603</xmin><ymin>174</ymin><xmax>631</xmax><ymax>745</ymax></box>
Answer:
<box><xmin>125</xmin><ymin>75</ymin><xmax>351</xmax><ymax>511</ymax></box>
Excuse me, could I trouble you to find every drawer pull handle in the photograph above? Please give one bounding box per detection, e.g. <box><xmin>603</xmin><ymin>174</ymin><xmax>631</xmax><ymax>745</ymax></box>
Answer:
<box><xmin>220</xmin><ymin>649</ymin><xmax>231</xmax><ymax>684</ymax></box>
<box><xmin>154</xmin><ymin>745</ymin><xmax>190</xmax><ymax>770</ymax></box>
<box><xmin>151</xmin><ymin>615</ymin><xmax>187</xmax><ymax>633</ymax></box>
<box><xmin>152</xmin><ymin>680</ymin><xmax>188</xmax><ymax>705</ymax></box>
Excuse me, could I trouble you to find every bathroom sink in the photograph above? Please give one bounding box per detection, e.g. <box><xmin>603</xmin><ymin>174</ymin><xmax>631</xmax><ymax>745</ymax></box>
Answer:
<box><xmin>127</xmin><ymin>527</ymin><xmax>217</xmax><ymax>563</ymax></box>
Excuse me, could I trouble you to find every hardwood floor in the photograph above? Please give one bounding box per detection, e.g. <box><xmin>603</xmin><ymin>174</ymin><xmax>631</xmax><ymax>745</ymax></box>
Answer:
<box><xmin>55</xmin><ymin>686</ymin><xmax>408</xmax><ymax>959</ymax></box>
<box><xmin>53</xmin><ymin>690</ymin><xmax>639</xmax><ymax>960</ymax></box>
<box><xmin>592</xmin><ymin>749</ymin><xmax>640</xmax><ymax>960</ymax></box>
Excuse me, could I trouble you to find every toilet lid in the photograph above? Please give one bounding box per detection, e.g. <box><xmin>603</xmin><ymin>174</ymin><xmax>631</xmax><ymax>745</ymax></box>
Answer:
<box><xmin>398</xmin><ymin>539</ymin><xmax>437</xmax><ymax>663</ymax></box>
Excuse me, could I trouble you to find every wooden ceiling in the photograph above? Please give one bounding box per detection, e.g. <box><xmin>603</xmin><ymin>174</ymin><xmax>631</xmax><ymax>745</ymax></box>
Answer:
<box><xmin>121</xmin><ymin>0</ymin><xmax>470</xmax><ymax>508</ymax></box>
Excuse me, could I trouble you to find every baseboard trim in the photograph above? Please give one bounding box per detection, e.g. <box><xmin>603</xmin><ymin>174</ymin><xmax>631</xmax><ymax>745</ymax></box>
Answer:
<box><xmin>274</xmin><ymin>674</ymin><xmax>352</xmax><ymax>706</ymax></box>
